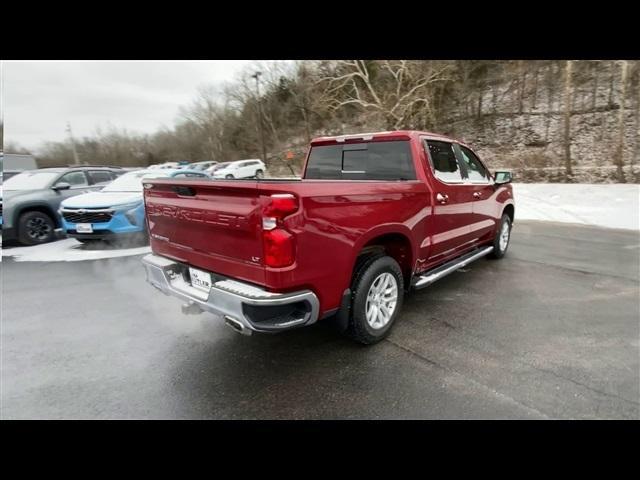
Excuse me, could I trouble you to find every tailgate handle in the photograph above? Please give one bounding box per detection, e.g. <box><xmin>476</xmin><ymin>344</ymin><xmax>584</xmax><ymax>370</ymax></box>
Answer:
<box><xmin>173</xmin><ymin>186</ymin><xmax>196</xmax><ymax>196</ymax></box>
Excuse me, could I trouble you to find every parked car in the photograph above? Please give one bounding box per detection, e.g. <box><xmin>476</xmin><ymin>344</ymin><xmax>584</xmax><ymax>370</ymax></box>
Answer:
<box><xmin>209</xmin><ymin>159</ymin><xmax>266</xmax><ymax>179</ymax></box>
<box><xmin>59</xmin><ymin>169</ymin><xmax>210</xmax><ymax>243</ymax></box>
<box><xmin>148</xmin><ymin>162</ymin><xmax>181</xmax><ymax>170</ymax></box>
<box><xmin>187</xmin><ymin>161</ymin><xmax>218</xmax><ymax>171</ymax></box>
<box><xmin>206</xmin><ymin>162</ymin><xmax>230</xmax><ymax>175</ymax></box>
<box><xmin>2</xmin><ymin>167</ymin><xmax>124</xmax><ymax>245</ymax></box>
<box><xmin>2</xmin><ymin>170</ymin><xmax>22</xmax><ymax>181</ymax></box>
<box><xmin>141</xmin><ymin>131</ymin><xmax>514</xmax><ymax>344</ymax></box>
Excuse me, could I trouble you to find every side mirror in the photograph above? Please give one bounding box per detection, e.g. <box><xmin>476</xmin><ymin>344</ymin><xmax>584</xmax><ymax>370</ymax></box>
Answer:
<box><xmin>53</xmin><ymin>182</ymin><xmax>71</xmax><ymax>191</ymax></box>
<box><xmin>494</xmin><ymin>171</ymin><xmax>513</xmax><ymax>185</ymax></box>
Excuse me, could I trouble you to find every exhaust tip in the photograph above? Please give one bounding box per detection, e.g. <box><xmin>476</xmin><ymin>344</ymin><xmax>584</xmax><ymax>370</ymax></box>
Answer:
<box><xmin>224</xmin><ymin>316</ymin><xmax>251</xmax><ymax>336</ymax></box>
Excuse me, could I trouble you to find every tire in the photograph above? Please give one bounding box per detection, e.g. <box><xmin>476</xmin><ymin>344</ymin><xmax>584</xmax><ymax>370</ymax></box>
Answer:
<box><xmin>17</xmin><ymin>211</ymin><xmax>56</xmax><ymax>246</ymax></box>
<box><xmin>347</xmin><ymin>255</ymin><xmax>404</xmax><ymax>345</ymax></box>
<box><xmin>255</xmin><ymin>169</ymin><xmax>264</xmax><ymax>179</ymax></box>
<box><xmin>225</xmin><ymin>174</ymin><xmax>234</xmax><ymax>179</ymax></box>
<box><xmin>490</xmin><ymin>213</ymin><xmax>512</xmax><ymax>259</ymax></box>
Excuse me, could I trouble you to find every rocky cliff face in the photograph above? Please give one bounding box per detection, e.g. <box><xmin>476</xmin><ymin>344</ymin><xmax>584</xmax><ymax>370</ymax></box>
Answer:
<box><xmin>440</xmin><ymin>61</ymin><xmax>640</xmax><ymax>183</ymax></box>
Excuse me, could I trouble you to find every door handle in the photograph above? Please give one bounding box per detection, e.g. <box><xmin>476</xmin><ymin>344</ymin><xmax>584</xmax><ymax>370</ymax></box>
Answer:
<box><xmin>473</xmin><ymin>192</ymin><xmax>482</xmax><ymax>199</ymax></box>
<box><xmin>436</xmin><ymin>193</ymin><xmax>449</xmax><ymax>204</ymax></box>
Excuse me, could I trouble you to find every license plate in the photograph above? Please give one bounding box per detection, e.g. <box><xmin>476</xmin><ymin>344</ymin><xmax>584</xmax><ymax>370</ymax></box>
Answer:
<box><xmin>76</xmin><ymin>223</ymin><xmax>93</xmax><ymax>233</ymax></box>
<box><xmin>189</xmin><ymin>267</ymin><xmax>212</xmax><ymax>292</ymax></box>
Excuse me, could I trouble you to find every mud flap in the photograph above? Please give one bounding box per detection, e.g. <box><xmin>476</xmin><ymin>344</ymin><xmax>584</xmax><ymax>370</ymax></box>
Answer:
<box><xmin>335</xmin><ymin>288</ymin><xmax>352</xmax><ymax>333</ymax></box>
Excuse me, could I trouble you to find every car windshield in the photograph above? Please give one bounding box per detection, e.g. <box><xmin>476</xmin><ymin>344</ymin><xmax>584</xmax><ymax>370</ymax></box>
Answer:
<box><xmin>2</xmin><ymin>171</ymin><xmax>60</xmax><ymax>190</ymax></box>
<box><xmin>102</xmin><ymin>170</ymin><xmax>170</xmax><ymax>192</ymax></box>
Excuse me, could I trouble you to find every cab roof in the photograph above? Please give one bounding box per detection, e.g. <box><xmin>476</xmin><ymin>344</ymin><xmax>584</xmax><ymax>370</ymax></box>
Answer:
<box><xmin>310</xmin><ymin>130</ymin><xmax>472</xmax><ymax>149</ymax></box>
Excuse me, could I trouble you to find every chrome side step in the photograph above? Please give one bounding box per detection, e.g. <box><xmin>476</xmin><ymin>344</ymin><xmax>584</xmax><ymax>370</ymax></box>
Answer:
<box><xmin>412</xmin><ymin>246</ymin><xmax>494</xmax><ymax>290</ymax></box>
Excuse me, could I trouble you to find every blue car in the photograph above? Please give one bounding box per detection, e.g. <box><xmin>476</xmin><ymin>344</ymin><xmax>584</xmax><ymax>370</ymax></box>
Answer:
<box><xmin>59</xmin><ymin>168</ymin><xmax>209</xmax><ymax>242</ymax></box>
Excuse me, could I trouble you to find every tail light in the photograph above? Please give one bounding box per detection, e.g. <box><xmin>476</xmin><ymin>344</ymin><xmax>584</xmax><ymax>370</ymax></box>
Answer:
<box><xmin>262</xmin><ymin>194</ymin><xmax>298</xmax><ymax>268</ymax></box>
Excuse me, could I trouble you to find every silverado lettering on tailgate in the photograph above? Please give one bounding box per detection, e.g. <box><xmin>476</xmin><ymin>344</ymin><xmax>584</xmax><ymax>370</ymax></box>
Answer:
<box><xmin>147</xmin><ymin>204</ymin><xmax>250</xmax><ymax>230</ymax></box>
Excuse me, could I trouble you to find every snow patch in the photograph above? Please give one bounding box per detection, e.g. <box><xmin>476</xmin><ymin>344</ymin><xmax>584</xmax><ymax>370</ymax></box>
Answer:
<box><xmin>2</xmin><ymin>238</ymin><xmax>151</xmax><ymax>262</ymax></box>
<box><xmin>513</xmin><ymin>183</ymin><xmax>640</xmax><ymax>231</ymax></box>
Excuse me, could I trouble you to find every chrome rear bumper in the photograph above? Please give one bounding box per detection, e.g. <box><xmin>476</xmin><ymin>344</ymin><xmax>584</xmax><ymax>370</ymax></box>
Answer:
<box><xmin>142</xmin><ymin>254</ymin><xmax>320</xmax><ymax>334</ymax></box>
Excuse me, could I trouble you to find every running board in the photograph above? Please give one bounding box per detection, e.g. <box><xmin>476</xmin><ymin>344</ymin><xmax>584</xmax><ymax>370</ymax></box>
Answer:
<box><xmin>412</xmin><ymin>246</ymin><xmax>494</xmax><ymax>290</ymax></box>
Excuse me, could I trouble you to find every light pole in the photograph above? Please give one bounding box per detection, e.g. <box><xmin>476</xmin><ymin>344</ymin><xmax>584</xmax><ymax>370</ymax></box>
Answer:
<box><xmin>251</xmin><ymin>71</ymin><xmax>268</xmax><ymax>163</ymax></box>
<box><xmin>66</xmin><ymin>121</ymin><xmax>81</xmax><ymax>165</ymax></box>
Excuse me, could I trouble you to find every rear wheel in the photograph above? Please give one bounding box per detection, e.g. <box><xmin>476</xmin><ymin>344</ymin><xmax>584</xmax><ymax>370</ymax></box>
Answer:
<box><xmin>490</xmin><ymin>214</ymin><xmax>512</xmax><ymax>259</ymax></box>
<box><xmin>18</xmin><ymin>211</ymin><xmax>56</xmax><ymax>246</ymax></box>
<box><xmin>225</xmin><ymin>174</ymin><xmax>234</xmax><ymax>179</ymax></box>
<box><xmin>347</xmin><ymin>255</ymin><xmax>404</xmax><ymax>345</ymax></box>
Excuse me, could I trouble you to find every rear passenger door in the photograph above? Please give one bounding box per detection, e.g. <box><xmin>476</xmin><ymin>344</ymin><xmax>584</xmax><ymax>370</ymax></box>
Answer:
<box><xmin>424</xmin><ymin>140</ymin><xmax>476</xmax><ymax>261</ymax></box>
<box><xmin>454</xmin><ymin>144</ymin><xmax>495</xmax><ymax>242</ymax></box>
<box><xmin>245</xmin><ymin>161</ymin><xmax>258</xmax><ymax>177</ymax></box>
<box><xmin>236</xmin><ymin>161</ymin><xmax>250</xmax><ymax>178</ymax></box>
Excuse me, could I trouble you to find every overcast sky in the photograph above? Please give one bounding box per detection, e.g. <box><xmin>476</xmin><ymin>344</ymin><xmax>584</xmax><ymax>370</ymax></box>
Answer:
<box><xmin>2</xmin><ymin>60</ymin><xmax>254</xmax><ymax>153</ymax></box>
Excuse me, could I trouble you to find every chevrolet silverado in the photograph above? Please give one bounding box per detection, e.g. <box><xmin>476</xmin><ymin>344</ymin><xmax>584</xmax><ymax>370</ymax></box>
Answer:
<box><xmin>141</xmin><ymin>131</ymin><xmax>514</xmax><ymax>344</ymax></box>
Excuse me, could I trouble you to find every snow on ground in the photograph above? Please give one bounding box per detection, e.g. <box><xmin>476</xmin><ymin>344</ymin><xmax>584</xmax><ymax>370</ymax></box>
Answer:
<box><xmin>2</xmin><ymin>238</ymin><xmax>151</xmax><ymax>262</ymax></box>
<box><xmin>513</xmin><ymin>183</ymin><xmax>640</xmax><ymax>231</ymax></box>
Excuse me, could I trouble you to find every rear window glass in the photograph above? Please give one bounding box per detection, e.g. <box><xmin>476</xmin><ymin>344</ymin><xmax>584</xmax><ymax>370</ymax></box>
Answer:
<box><xmin>305</xmin><ymin>140</ymin><xmax>416</xmax><ymax>180</ymax></box>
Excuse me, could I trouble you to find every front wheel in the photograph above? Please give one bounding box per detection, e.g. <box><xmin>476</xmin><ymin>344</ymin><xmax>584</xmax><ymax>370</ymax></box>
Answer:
<box><xmin>225</xmin><ymin>174</ymin><xmax>234</xmax><ymax>179</ymax></box>
<box><xmin>255</xmin><ymin>169</ymin><xmax>264</xmax><ymax>179</ymax></box>
<box><xmin>18</xmin><ymin>211</ymin><xmax>56</xmax><ymax>246</ymax></box>
<box><xmin>348</xmin><ymin>255</ymin><xmax>404</xmax><ymax>345</ymax></box>
<box><xmin>490</xmin><ymin>214</ymin><xmax>512</xmax><ymax>259</ymax></box>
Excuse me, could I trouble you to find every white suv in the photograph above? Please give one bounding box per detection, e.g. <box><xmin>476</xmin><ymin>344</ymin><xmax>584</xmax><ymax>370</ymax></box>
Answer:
<box><xmin>210</xmin><ymin>159</ymin><xmax>266</xmax><ymax>179</ymax></box>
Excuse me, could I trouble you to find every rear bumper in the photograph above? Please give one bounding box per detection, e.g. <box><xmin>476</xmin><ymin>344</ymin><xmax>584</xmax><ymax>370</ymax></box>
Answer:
<box><xmin>141</xmin><ymin>254</ymin><xmax>320</xmax><ymax>334</ymax></box>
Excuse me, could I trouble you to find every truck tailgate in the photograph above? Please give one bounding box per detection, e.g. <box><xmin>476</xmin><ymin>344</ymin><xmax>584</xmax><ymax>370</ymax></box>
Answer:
<box><xmin>143</xmin><ymin>179</ymin><xmax>266</xmax><ymax>285</ymax></box>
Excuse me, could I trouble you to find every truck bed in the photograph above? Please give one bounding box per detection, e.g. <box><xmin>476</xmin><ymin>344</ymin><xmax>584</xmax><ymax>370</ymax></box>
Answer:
<box><xmin>143</xmin><ymin>178</ymin><xmax>431</xmax><ymax>313</ymax></box>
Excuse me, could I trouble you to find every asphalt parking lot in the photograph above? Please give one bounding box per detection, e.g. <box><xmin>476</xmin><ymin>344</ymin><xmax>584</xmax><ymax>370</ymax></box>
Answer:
<box><xmin>1</xmin><ymin>221</ymin><xmax>639</xmax><ymax>419</ymax></box>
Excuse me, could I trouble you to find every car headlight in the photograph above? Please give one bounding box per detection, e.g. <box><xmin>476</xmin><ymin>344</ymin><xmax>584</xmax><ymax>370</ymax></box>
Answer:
<box><xmin>125</xmin><ymin>208</ymin><xmax>139</xmax><ymax>226</ymax></box>
<box><xmin>121</xmin><ymin>203</ymin><xmax>143</xmax><ymax>226</ymax></box>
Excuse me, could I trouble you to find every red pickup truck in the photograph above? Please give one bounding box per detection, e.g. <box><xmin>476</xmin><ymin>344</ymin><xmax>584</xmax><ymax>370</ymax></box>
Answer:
<box><xmin>141</xmin><ymin>131</ymin><xmax>514</xmax><ymax>344</ymax></box>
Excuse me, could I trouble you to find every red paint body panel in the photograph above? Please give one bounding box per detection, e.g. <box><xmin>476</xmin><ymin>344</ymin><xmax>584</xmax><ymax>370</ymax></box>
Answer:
<box><xmin>144</xmin><ymin>131</ymin><xmax>514</xmax><ymax>317</ymax></box>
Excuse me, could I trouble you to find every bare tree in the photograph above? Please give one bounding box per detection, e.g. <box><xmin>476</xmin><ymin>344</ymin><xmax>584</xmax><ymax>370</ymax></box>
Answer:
<box><xmin>615</xmin><ymin>61</ymin><xmax>628</xmax><ymax>181</ymax></box>
<box><xmin>635</xmin><ymin>63</ymin><xmax>640</xmax><ymax>166</ymax></box>
<box><xmin>320</xmin><ymin>60</ymin><xmax>454</xmax><ymax>130</ymax></box>
<box><xmin>591</xmin><ymin>61</ymin><xmax>599</xmax><ymax>110</ymax></box>
<box><xmin>518</xmin><ymin>60</ymin><xmax>527</xmax><ymax>113</ymax></box>
<box><xmin>531</xmin><ymin>62</ymin><xmax>541</xmax><ymax>110</ymax></box>
<box><xmin>563</xmin><ymin>60</ymin><xmax>573</xmax><ymax>179</ymax></box>
<box><xmin>3</xmin><ymin>141</ymin><xmax>32</xmax><ymax>155</ymax></box>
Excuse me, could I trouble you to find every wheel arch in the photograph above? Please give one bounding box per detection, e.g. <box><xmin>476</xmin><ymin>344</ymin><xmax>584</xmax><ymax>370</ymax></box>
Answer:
<box><xmin>350</xmin><ymin>225</ymin><xmax>415</xmax><ymax>287</ymax></box>
<box><xmin>15</xmin><ymin>203</ymin><xmax>61</xmax><ymax>228</ymax></box>
<box><xmin>502</xmin><ymin>202</ymin><xmax>515</xmax><ymax>224</ymax></box>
